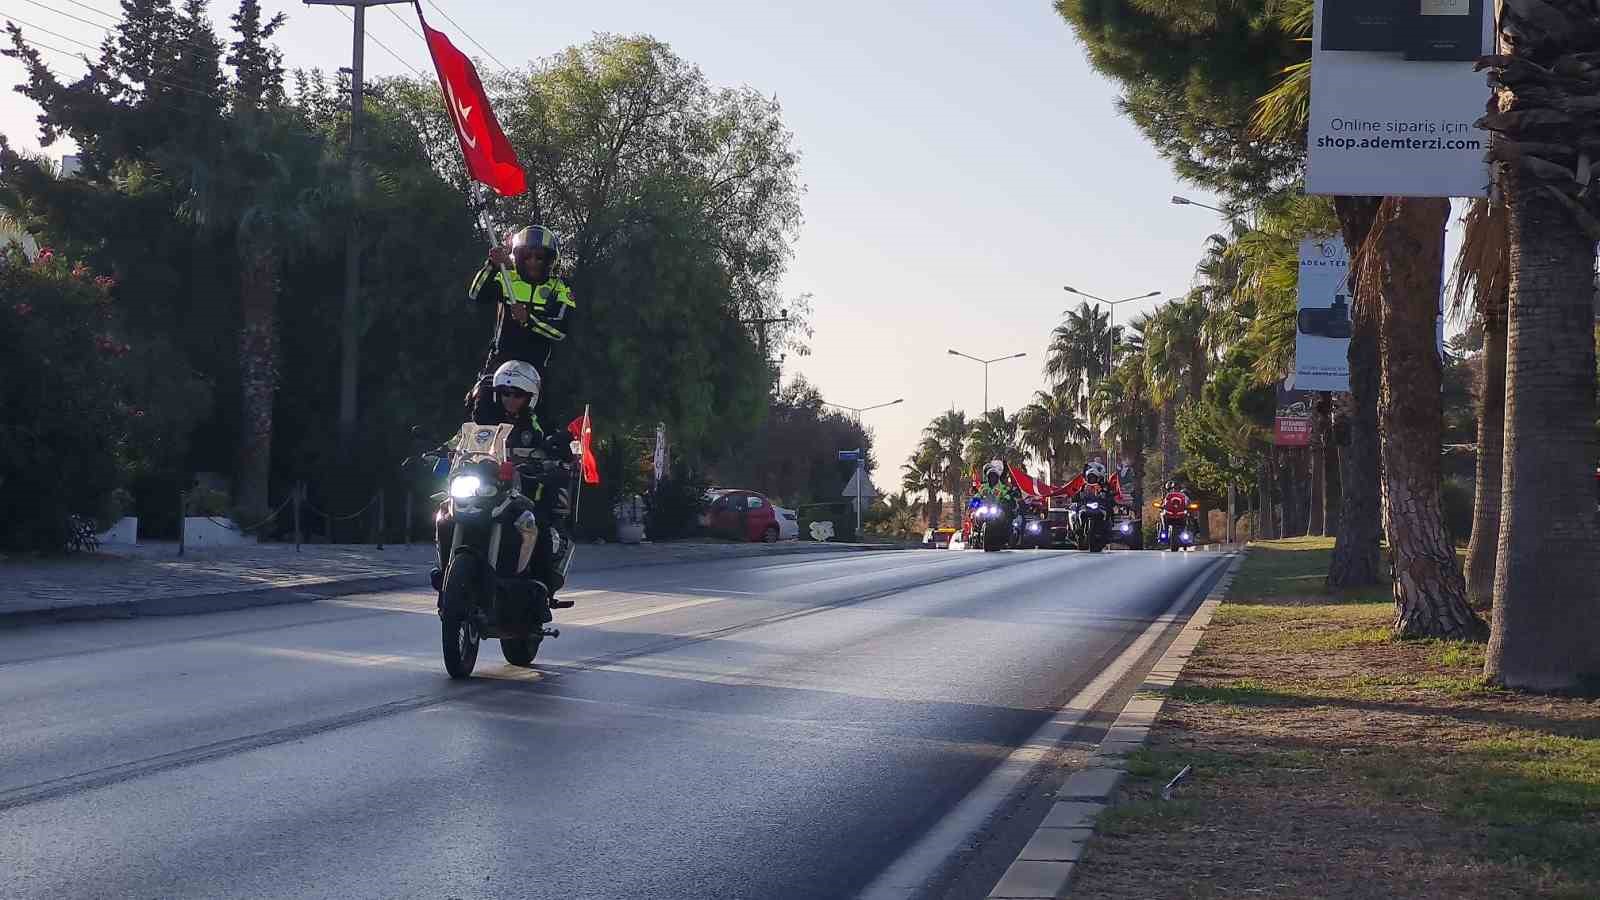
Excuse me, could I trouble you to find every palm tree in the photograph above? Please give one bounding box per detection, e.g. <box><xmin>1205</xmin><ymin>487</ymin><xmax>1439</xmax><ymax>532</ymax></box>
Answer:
<box><xmin>1044</xmin><ymin>302</ymin><xmax>1115</xmax><ymax>413</ymax></box>
<box><xmin>901</xmin><ymin>439</ymin><xmax>945</xmax><ymax>529</ymax></box>
<box><xmin>1018</xmin><ymin>386</ymin><xmax>1087</xmax><ymax>484</ymax></box>
<box><xmin>965</xmin><ymin>408</ymin><xmax>1024</xmax><ymax>471</ymax></box>
<box><xmin>1143</xmin><ymin>297</ymin><xmax>1209</xmax><ymax>478</ymax></box>
<box><xmin>1091</xmin><ymin>352</ymin><xmax>1154</xmax><ymax>519</ymax></box>
<box><xmin>1477</xmin><ymin>14</ymin><xmax>1600</xmax><ymax>689</ymax></box>
<box><xmin>1448</xmin><ymin>198</ymin><xmax>1509</xmax><ymax>610</ymax></box>
<box><xmin>922</xmin><ymin>409</ymin><xmax>970</xmax><ymax>519</ymax></box>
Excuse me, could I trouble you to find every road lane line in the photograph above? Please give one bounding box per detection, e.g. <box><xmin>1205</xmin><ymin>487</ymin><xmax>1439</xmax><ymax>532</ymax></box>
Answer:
<box><xmin>856</xmin><ymin>554</ymin><xmax>1229</xmax><ymax>900</ymax></box>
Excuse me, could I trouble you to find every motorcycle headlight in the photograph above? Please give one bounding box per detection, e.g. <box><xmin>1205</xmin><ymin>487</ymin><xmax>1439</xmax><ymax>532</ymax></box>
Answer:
<box><xmin>449</xmin><ymin>474</ymin><xmax>483</xmax><ymax>500</ymax></box>
<box><xmin>1180</xmin><ymin>531</ymin><xmax>1192</xmax><ymax>542</ymax></box>
<box><xmin>1119</xmin><ymin>522</ymin><xmax>1132</xmax><ymax>533</ymax></box>
<box><xmin>1027</xmin><ymin>522</ymin><xmax>1041</xmax><ymax>533</ymax></box>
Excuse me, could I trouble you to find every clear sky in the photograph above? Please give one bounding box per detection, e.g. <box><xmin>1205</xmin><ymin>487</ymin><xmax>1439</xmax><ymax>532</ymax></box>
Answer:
<box><xmin>1</xmin><ymin>0</ymin><xmax>1462</xmax><ymax>495</ymax></box>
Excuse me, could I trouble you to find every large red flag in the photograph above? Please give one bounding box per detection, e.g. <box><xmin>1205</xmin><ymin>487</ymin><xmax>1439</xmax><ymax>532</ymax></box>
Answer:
<box><xmin>568</xmin><ymin>406</ymin><xmax>599</xmax><ymax>485</ymax></box>
<box><xmin>418</xmin><ymin>14</ymin><xmax>526</xmax><ymax>196</ymax></box>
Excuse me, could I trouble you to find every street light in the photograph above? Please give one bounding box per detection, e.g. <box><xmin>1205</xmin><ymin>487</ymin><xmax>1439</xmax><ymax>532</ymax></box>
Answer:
<box><xmin>1170</xmin><ymin>195</ymin><xmax>1228</xmax><ymax>214</ymax></box>
<box><xmin>822</xmin><ymin>397</ymin><xmax>904</xmax><ymax>536</ymax></box>
<box><xmin>1061</xmin><ymin>286</ymin><xmax>1162</xmax><ymax>376</ymax></box>
<box><xmin>946</xmin><ymin>349</ymin><xmax>1027</xmax><ymax>414</ymax></box>
<box><xmin>820</xmin><ymin>397</ymin><xmax>904</xmax><ymax>422</ymax></box>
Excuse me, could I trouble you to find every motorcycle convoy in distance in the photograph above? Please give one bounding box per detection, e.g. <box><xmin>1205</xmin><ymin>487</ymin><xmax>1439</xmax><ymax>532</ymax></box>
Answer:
<box><xmin>406</xmin><ymin>422</ymin><xmax>576</xmax><ymax>679</ymax></box>
<box><xmin>966</xmin><ymin>488</ymin><xmax>1143</xmax><ymax>552</ymax></box>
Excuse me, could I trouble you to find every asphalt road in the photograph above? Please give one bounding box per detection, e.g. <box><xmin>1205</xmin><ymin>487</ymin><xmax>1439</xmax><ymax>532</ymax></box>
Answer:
<box><xmin>0</xmin><ymin>548</ymin><xmax>1222</xmax><ymax>900</ymax></box>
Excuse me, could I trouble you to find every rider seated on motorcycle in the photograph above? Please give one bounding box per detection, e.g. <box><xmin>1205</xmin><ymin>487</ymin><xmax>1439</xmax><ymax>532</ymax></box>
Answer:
<box><xmin>974</xmin><ymin>460</ymin><xmax>1016</xmax><ymax>507</ymax></box>
<box><xmin>432</xmin><ymin>360</ymin><xmax>577</xmax><ymax>605</ymax></box>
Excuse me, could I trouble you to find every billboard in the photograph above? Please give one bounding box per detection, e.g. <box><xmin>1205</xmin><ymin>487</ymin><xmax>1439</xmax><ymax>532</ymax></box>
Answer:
<box><xmin>1305</xmin><ymin>0</ymin><xmax>1493</xmax><ymax>197</ymax></box>
<box><xmin>1295</xmin><ymin>236</ymin><xmax>1351</xmax><ymax>392</ymax></box>
<box><xmin>1275</xmin><ymin>385</ymin><xmax>1314</xmax><ymax>447</ymax></box>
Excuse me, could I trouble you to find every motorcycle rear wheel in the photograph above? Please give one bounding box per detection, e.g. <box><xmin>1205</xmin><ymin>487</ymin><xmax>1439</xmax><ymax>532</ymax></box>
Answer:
<box><xmin>500</xmin><ymin>637</ymin><xmax>542</xmax><ymax>667</ymax></box>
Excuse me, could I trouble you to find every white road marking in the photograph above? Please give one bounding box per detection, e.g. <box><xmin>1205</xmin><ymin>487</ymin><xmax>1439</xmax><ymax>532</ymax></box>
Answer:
<box><xmin>856</xmin><ymin>554</ymin><xmax>1226</xmax><ymax>900</ymax></box>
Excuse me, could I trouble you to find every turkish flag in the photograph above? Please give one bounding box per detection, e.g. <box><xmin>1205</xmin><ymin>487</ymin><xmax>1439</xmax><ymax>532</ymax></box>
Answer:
<box><xmin>419</xmin><ymin>14</ymin><xmax>526</xmax><ymax>196</ymax></box>
<box><xmin>568</xmin><ymin>406</ymin><xmax>599</xmax><ymax>485</ymax></box>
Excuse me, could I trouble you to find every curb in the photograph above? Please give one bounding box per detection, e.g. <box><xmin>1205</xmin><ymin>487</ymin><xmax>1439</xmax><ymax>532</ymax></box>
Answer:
<box><xmin>986</xmin><ymin>549</ymin><xmax>1250</xmax><ymax>900</ymax></box>
<box><xmin>0</xmin><ymin>541</ymin><xmax>907</xmax><ymax>629</ymax></box>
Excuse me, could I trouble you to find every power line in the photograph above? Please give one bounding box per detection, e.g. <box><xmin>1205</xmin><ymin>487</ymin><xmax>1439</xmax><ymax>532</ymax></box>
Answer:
<box><xmin>1</xmin><ymin>9</ymin><xmax>100</xmax><ymax>50</ymax></box>
<box><xmin>423</xmin><ymin>0</ymin><xmax>506</xmax><ymax>71</ymax></box>
<box><xmin>7</xmin><ymin>31</ymin><xmax>222</xmax><ymax>101</ymax></box>
<box><xmin>383</xmin><ymin>3</ymin><xmax>421</xmax><ymax>42</ymax></box>
<box><xmin>14</xmin><ymin>0</ymin><xmax>223</xmax><ymax>60</ymax></box>
<box><xmin>331</xmin><ymin>5</ymin><xmax>423</xmax><ymax>78</ymax></box>
<box><xmin>55</xmin><ymin>0</ymin><xmax>114</xmax><ymax>22</ymax></box>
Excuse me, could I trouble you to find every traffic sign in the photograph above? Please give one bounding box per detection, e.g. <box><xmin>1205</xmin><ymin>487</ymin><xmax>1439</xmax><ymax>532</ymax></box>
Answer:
<box><xmin>837</xmin><ymin>450</ymin><xmax>861</xmax><ymax>462</ymax></box>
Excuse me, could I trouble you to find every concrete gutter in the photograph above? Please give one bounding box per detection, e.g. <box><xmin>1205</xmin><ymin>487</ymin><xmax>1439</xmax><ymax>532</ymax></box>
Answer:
<box><xmin>985</xmin><ymin>550</ymin><xmax>1249</xmax><ymax>899</ymax></box>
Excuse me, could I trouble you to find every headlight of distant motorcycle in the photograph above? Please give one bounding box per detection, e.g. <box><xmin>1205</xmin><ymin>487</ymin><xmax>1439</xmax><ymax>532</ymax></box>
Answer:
<box><xmin>1027</xmin><ymin>522</ymin><xmax>1041</xmax><ymax>533</ymax></box>
<box><xmin>449</xmin><ymin>474</ymin><xmax>483</xmax><ymax>500</ymax></box>
<box><xmin>1119</xmin><ymin>522</ymin><xmax>1132</xmax><ymax>533</ymax></box>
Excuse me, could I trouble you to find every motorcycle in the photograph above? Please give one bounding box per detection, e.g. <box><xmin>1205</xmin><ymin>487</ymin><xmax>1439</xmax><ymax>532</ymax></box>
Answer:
<box><xmin>1154</xmin><ymin>492</ymin><xmax>1201</xmax><ymax>552</ymax></box>
<box><xmin>419</xmin><ymin>422</ymin><xmax>573</xmax><ymax>679</ymax></box>
<box><xmin>1109</xmin><ymin>502</ymin><xmax>1140</xmax><ymax>548</ymax></box>
<box><xmin>969</xmin><ymin>495</ymin><xmax>1017</xmax><ymax>552</ymax></box>
<box><xmin>1013</xmin><ymin>498</ymin><xmax>1050</xmax><ymax>549</ymax></box>
<box><xmin>1068</xmin><ymin>495</ymin><xmax>1111</xmax><ymax>553</ymax></box>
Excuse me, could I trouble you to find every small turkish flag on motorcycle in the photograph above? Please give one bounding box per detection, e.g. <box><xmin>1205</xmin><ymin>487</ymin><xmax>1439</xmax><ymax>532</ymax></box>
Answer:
<box><xmin>568</xmin><ymin>406</ymin><xmax>600</xmax><ymax>486</ymax></box>
<box><xmin>418</xmin><ymin>11</ymin><xmax>526</xmax><ymax>197</ymax></box>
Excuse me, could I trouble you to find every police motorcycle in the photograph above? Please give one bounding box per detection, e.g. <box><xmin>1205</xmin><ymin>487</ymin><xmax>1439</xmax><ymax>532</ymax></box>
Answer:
<box><xmin>413</xmin><ymin>422</ymin><xmax>575</xmax><ymax>678</ymax></box>
<box><xmin>1108</xmin><ymin>464</ymin><xmax>1141</xmax><ymax>548</ymax></box>
<box><xmin>1013</xmin><ymin>495</ymin><xmax>1050</xmax><ymax>549</ymax></box>
<box><xmin>1061</xmin><ymin>463</ymin><xmax>1113</xmax><ymax>553</ymax></box>
<box><xmin>1068</xmin><ymin>491</ymin><xmax>1112</xmax><ymax>552</ymax></box>
<box><xmin>969</xmin><ymin>461</ymin><xmax>1018</xmax><ymax>552</ymax></box>
<box><xmin>1154</xmin><ymin>482</ymin><xmax>1201</xmax><ymax>552</ymax></box>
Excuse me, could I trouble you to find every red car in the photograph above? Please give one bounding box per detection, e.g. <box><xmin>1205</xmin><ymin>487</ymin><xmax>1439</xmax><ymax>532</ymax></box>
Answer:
<box><xmin>703</xmin><ymin>489</ymin><xmax>784</xmax><ymax>543</ymax></box>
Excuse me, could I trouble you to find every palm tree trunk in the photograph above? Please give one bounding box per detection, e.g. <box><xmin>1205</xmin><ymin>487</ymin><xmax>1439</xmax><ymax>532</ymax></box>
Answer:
<box><xmin>1465</xmin><ymin>311</ymin><xmax>1505</xmax><ymax>610</ymax></box>
<box><xmin>235</xmin><ymin>250</ymin><xmax>278</xmax><ymax>519</ymax></box>
<box><xmin>1484</xmin><ymin>169</ymin><xmax>1600</xmax><ymax>690</ymax></box>
<box><xmin>1329</xmin><ymin>197</ymin><xmax>1384</xmax><ymax>588</ymax></box>
<box><xmin>1159</xmin><ymin>403</ymin><xmax>1179</xmax><ymax>479</ymax></box>
<box><xmin>1375</xmin><ymin>197</ymin><xmax>1485</xmax><ymax>640</ymax></box>
<box><xmin>1321</xmin><ymin>394</ymin><xmax>1341</xmax><ymax>536</ymax></box>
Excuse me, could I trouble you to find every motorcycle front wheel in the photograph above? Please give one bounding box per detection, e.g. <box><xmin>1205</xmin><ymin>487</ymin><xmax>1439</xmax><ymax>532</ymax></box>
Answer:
<box><xmin>440</xmin><ymin>560</ymin><xmax>481</xmax><ymax>678</ymax></box>
<box><xmin>982</xmin><ymin>521</ymin><xmax>1006</xmax><ymax>552</ymax></box>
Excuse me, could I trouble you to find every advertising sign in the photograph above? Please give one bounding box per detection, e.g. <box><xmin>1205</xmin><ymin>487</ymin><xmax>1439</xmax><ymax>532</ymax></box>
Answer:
<box><xmin>1306</xmin><ymin>0</ymin><xmax>1493</xmax><ymax>197</ymax></box>
<box><xmin>1295</xmin><ymin>236</ymin><xmax>1351</xmax><ymax>392</ymax></box>
<box><xmin>1275</xmin><ymin>385</ymin><xmax>1314</xmax><ymax>447</ymax></box>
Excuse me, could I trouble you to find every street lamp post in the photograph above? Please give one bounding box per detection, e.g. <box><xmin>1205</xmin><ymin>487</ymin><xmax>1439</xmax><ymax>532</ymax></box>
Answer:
<box><xmin>822</xmin><ymin>398</ymin><xmax>904</xmax><ymax>536</ymax></box>
<box><xmin>946</xmin><ymin>349</ymin><xmax>1027</xmax><ymax>414</ymax></box>
<box><xmin>1170</xmin><ymin>195</ymin><xmax>1230</xmax><ymax>215</ymax></box>
<box><xmin>1060</xmin><ymin>286</ymin><xmax>1161</xmax><ymax>388</ymax></box>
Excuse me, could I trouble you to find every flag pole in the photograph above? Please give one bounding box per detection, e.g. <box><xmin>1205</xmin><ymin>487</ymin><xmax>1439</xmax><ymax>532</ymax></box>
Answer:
<box><xmin>560</xmin><ymin>403</ymin><xmax>590</xmax><ymax>579</ymax></box>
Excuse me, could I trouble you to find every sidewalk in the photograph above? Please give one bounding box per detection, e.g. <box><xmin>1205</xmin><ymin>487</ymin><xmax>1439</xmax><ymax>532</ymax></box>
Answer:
<box><xmin>0</xmin><ymin>539</ymin><xmax>908</xmax><ymax>627</ymax></box>
<box><xmin>1064</xmin><ymin>537</ymin><xmax>1600</xmax><ymax>899</ymax></box>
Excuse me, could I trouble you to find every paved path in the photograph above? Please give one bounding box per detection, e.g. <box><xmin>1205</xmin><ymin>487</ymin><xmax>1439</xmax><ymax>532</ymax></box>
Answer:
<box><xmin>0</xmin><ymin>548</ymin><xmax>1225</xmax><ymax>900</ymax></box>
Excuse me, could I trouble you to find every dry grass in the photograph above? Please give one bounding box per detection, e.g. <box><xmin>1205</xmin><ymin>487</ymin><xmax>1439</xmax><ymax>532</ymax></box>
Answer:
<box><xmin>1069</xmin><ymin>538</ymin><xmax>1600</xmax><ymax>899</ymax></box>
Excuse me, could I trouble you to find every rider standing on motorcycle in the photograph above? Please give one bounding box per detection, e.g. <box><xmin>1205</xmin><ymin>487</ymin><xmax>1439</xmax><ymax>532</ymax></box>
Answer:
<box><xmin>433</xmin><ymin>361</ymin><xmax>576</xmax><ymax>602</ymax></box>
<box><xmin>463</xmin><ymin>225</ymin><xmax>576</xmax><ymax>421</ymax></box>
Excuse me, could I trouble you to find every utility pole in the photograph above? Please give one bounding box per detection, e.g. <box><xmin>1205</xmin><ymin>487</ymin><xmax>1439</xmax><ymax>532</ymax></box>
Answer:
<box><xmin>305</xmin><ymin>0</ymin><xmax>413</xmax><ymax>455</ymax></box>
<box><xmin>740</xmin><ymin>309</ymin><xmax>788</xmax><ymax>389</ymax></box>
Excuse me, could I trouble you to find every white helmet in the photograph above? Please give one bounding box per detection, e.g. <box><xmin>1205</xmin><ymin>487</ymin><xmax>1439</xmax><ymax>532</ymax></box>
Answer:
<box><xmin>491</xmin><ymin>360</ymin><xmax>542</xmax><ymax>405</ymax></box>
<box><xmin>983</xmin><ymin>460</ymin><xmax>1005</xmax><ymax>482</ymax></box>
<box><xmin>1084</xmin><ymin>460</ymin><xmax>1106</xmax><ymax>483</ymax></box>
